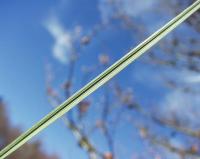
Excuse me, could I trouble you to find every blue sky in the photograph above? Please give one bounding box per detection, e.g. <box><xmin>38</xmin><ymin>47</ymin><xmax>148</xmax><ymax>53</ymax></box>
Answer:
<box><xmin>0</xmin><ymin>1</ymin><xmax>84</xmax><ymax>158</ymax></box>
<box><xmin>0</xmin><ymin>0</ymin><xmax>200</xmax><ymax>159</ymax></box>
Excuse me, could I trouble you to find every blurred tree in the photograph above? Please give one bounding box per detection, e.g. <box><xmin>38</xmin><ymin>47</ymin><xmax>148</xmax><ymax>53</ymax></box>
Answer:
<box><xmin>45</xmin><ymin>0</ymin><xmax>200</xmax><ymax>158</ymax></box>
<box><xmin>0</xmin><ymin>98</ymin><xmax>59</xmax><ymax>159</ymax></box>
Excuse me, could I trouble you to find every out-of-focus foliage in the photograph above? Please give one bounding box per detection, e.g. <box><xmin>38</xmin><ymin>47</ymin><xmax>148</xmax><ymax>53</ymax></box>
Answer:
<box><xmin>0</xmin><ymin>98</ymin><xmax>59</xmax><ymax>159</ymax></box>
<box><xmin>45</xmin><ymin>0</ymin><xmax>200</xmax><ymax>158</ymax></box>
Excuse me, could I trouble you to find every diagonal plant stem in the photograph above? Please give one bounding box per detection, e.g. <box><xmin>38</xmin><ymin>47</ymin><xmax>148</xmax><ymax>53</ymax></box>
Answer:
<box><xmin>48</xmin><ymin>97</ymin><xmax>100</xmax><ymax>159</ymax></box>
<box><xmin>46</xmin><ymin>60</ymin><xmax>101</xmax><ymax>159</ymax></box>
<box><xmin>0</xmin><ymin>1</ymin><xmax>200</xmax><ymax>158</ymax></box>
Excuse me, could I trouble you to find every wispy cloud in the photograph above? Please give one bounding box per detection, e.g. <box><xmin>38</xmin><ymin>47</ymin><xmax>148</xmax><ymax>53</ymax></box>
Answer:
<box><xmin>170</xmin><ymin>70</ymin><xmax>200</xmax><ymax>84</ymax></box>
<box><xmin>184</xmin><ymin>74</ymin><xmax>200</xmax><ymax>84</ymax></box>
<box><xmin>120</xmin><ymin>0</ymin><xmax>156</xmax><ymax>17</ymax></box>
<box><xmin>44</xmin><ymin>17</ymin><xmax>73</xmax><ymax>64</ymax></box>
<box><xmin>146</xmin><ymin>68</ymin><xmax>200</xmax><ymax>127</ymax></box>
<box><xmin>98</xmin><ymin>0</ymin><xmax>157</xmax><ymax>23</ymax></box>
<box><xmin>159</xmin><ymin>89</ymin><xmax>200</xmax><ymax>128</ymax></box>
<box><xmin>98</xmin><ymin>0</ymin><xmax>114</xmax><ymax>24</ymax></box>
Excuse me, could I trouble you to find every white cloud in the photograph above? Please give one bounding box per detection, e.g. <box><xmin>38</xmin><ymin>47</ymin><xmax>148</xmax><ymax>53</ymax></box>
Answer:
<box><xmin>159</xmin><ymin>89</ymin><xmax>200</xmax><ymax>127</ymax></box>
<box><xmin>169</xmin><ymin>70</ymin><xmax>200</xmax><ymax>84</ymax></box>
<box><xmin>44</xmin><ymin>17</ymin><xmax>73</xmax><ymax>64</ymax></box>
<box><xmin>184</xmin><ymin>74</ymin><xmax>200</xmax><ymax>84</ymax></box>
<box><xmin>150</xmin><ymin>69</ymin><xmax>200</xmax><ymax>128</ymax></box>
<box><xmin>98</xmin><ymin>0</ymin><xmax>157</xmax><ymax>23</ymax></box>
<box><xmin>120</xmin><ymin>0</ymin><xmax>156</xmax><ymax>17</ymax></box>
<box><xmin>98</xmin><ymin>0</ymin><xmax>114</xmax><ymax>24</ymax></box>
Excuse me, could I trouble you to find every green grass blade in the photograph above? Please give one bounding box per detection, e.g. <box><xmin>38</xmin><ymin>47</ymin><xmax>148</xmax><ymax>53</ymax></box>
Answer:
<box><xmin>0</xmin><ymin>0</ymin><xmax>200</xmax><ymax>158</ymax></box>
